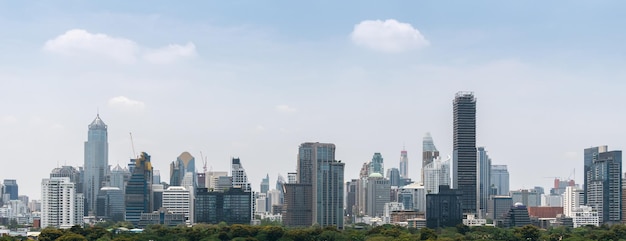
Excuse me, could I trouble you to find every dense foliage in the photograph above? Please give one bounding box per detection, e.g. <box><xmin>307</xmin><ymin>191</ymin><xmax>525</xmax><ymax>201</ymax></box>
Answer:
<box><xmin>4</xmin><ymin>223</ymin><xmax>626</xmax><ymax>241</ymax></box>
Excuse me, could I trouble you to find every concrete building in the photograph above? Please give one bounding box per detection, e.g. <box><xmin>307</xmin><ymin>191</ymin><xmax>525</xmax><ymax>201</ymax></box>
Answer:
<box><xmin>41</xmin><ymin>177</ymin><xmax>84</xmax><ymax>228</ymax></box>
<box><xmin>383</xmin><ymin>202</ymin><xmax>404</xmax><ymax>224</ymax></box>
<box><xmin>490</xmin><ymin>165</ymin><xmax>509</xmax><ymax>196</ymax></box>
<box><xmin>282</xmin><ymin>183</ymin><xmax>312</xmax><ymax>227</ymax></box>
<box><xmin>572</xmin><ymin>206</ymin><xmax>599</xmax><ymax>228</ymax></box>
<box><xmin>400</xmin><ymin>148</ymin><xmax>408</xmax><ymax>179</ymax></box>
<box><xmin>452</xmin><ymin>92</ymin><xmax>477</xmax><ymax>214</ymax></box>
<box><xmin>487</xmin><ymin>196</ymin><xmax>513</xmax><ymax>221</ymax></box>
<box><xmin>366</xmin><ymin>174</ymin><xmax>390</xmax><ymax>218</ymax></box>
<box><xmin>162</xmin><ymin>186</ymin><xmax>192</xmax><ymax>224</ymax></box>
<box><xmin>205</xmin><ymin>171</ymin><xmax>228</xmax><ymax>191</ymax></box>
<box><xmin>501</xmin><ymin>203</ymin><xmax>531</xmax><ymax>228</ymax></box>
<box><xmin>584</xmin><ymin>146</ymin><xmax>608</xmax><ymax>204</ymax></box>
<box><xmin>398</xmin><ymin>182</ymin><xmax>426</xmax><ymax>213</ymax></box>
<box><xmin>139</xmin><ymin>208</ymin><xmax>186</xmax><ymax>227</ymax></box>
<box><xmin>83</xmin><ymin>114</ymin><xmax>108</xmax><ymax>214</ymax></box>
<box><xmin>510</xmin><ymin>189</ymin><xmax>541</xmax><ymax>207</ymax></box>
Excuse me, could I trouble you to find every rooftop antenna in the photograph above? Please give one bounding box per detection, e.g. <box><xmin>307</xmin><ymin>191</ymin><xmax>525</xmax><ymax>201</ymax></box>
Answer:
<box><xmin>129</xmin><ymin>132</ymin><xmax>137</xmax><ymax>158</ymax></box>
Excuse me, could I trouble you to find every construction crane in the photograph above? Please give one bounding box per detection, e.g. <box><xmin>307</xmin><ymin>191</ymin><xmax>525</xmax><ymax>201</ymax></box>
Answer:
<box><xmin>129</xmin><ymin>132</ymin><xmax>137</xmax><ymax>158</ymax></box>
<box><xmin>200</xmin><ymin>151</ymin><xmax>208</xmax><ymax>173</ymax></box>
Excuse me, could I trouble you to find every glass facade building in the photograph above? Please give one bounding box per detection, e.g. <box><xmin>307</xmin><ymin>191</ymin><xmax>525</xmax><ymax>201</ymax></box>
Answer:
<box><xmin>84</xmin><ymin>114</ymin><xmax>108</xmax><ymax>214</ymax></box>
<box><xmin>587</xmin><ymin>150</ymin><xmax>622</xmax><ymax>224</ymax></box>
<box><xmin>3</xmin><ymin>179</ymin><xmax>18</xmax><ymax>201</ymax></box>
<box><xmin>124</xmin><ymin>152</ymin><xmax>153</xmax><ymax>225</ymax></box>
<box><xmin>490</xmin><ymin>165</ymin><xmax>510</xmax><ymax>196</ymax></box>
<box><xmin>169</xmin><ymin>152</ymin><xmax>195</xmax><ymax>187</ymax></box>
<box><xmin>477</xmin><ymin>147</ymin><xmax>491</xmax><ymax>217</ymax></box>
<box><xmin>452</xmin><ymin>92</ymin><xmax>477</xmax><ymax>214</ymax></box>
<box><xmin>422</xmin><ymin>132</ymin><xmax>439</xmax><ymax>184</ymax></box>
<box><xmin>194</xmin><ymin>187</ymin><xmax>252</xmax><ymax>224</ymax></box>
<box><xmin>370</xmin><ymin>153</ymin><xmax>384</xmax><ymax>176</ymax></box>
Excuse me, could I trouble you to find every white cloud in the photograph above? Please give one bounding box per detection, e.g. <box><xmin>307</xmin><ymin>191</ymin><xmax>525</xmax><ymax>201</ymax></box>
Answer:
<box><xmin>43</xmin><ymin>29</ymin><xmax>139</xmax><ymax>64</ymax></box>
<box><xmin>275</xmin><ymin>104</ymin><xmax>297</xmax><ymax>113</ymax></box>
<box><xmin>351</xmin><ymin>19</ymin><xmax>429</xmax><ymax>53</ymax></box>
<box><xmin>108</xmin><ymin>96</ymin><xmax>145</xmax><ymax>111</ymax></box>
<box><xmin>255</xmin><ymin>125</ymin><xmax>266</xmax><ymax>132</ymax></box>
<box><xmin>44</xmin><ymin>29</ymin><xmax>197</xmax><ymax>64</ymax></box>
<box><xmin>143</xmin><ymin>42</ymin><xmax>197</xmax><ymax>64</ymax></box>
<box><xmin>0</xmin><ymin>115</ymin><xmax>18</xmax><ymax>125</ymax></box>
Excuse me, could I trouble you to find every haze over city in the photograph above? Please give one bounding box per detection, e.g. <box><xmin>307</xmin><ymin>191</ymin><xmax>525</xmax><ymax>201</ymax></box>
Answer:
<box><xmin>1</xmin><ymin>1</ymin><xmax>625</xmax><ymax>202</ymax></box>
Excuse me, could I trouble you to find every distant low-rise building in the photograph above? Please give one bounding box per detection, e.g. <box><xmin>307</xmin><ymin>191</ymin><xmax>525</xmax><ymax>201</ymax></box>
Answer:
<box><xmin>138</xmin><ymin>208</ymin><xmax>185</xmax><ymax>227</ymax></box>
<box><xmin>572</xmin><ymin>206</ymin><xmax>599</xmax><ymax>228</ymax></box>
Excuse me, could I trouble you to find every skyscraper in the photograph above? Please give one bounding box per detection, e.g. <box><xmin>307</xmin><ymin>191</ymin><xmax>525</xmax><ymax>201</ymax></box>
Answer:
<box><xmin>587</xmin><ymin>150</ymin><xmax>622</xmax><ymax>224</ymax></box>
<box><xmin>423</xmin><ymin>156</ymin><xmax>451</xmax><ymax>194</ymax></box>
<box><xmin>84</xmin><ymin>114</ymin><xmax>108</xmax><ymax>214</ymax></box>
<box><xmin>490</xmin><ymin>165</ymin><xmax>510</xmax><ymax>196</ymax></box>
<box><xmin>387</xmin><ymin>168</ymin><xmax>401</xmax><ymax>187</ymax></box>
<box><xmin>477</xmin><ymin>147</ymin><xmax>491</xmax><ymax>218</ymax></box>
<box><xmin>370</xmin><ymin>153</ymin><xmax>384</xmax><ymax>176</ymax></box>
<box><xmin>422</xmin><ymin>132</ymin><xmax>439</xmax><ymax>184</ymax></box>
<box><xmin>125</xmin><ymin>152</ymin><xmax>153</xmax><ymax>225</ymax></box>
<box><xmin>563</xmin><ymin>186</ymin><xmax>584</xmax><ymax>217</ymax></box>
<box><xmin>366</xmin><ymin>173</ymin><xmax>391</xmax><ymax>218</ymax></box>
<box><xmin>452</xmin><ymin>91</ymin><xmax>477</xmax><ymax>214</ymax></box>
<box><xmin>170</xmin><ymin>152</ymin><xmax>195</xmax><ymax>187</ymax></box>
<box><xmin>584</xmin><ymin>146</ymin><xmax>608</xmax><ymax>204</ymax></box>
<box><xmin>261</xmin><ymin>174</ymin><xmax>270</xmax><ymax>194</ymax></box>
<box><xmin>400</xmin><ymin>148</ymin><xmax>408</xmax><ymax>179</ymax></box>
<box><xmin>3</xmin><ymin>179</ymin><xmax>18</xmax><ymax>200</ymax></box>
<box><xmin>284</xmin><ymin>142</ymin><xmax>344</xmax><ymax>228</ymax></box>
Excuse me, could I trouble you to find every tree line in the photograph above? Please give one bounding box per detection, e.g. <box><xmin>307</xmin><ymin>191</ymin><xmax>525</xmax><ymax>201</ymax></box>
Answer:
<box><xmin>3</xmin><ymin>222</ymin><xmax>626</xmax><ymax>241</ymax></box>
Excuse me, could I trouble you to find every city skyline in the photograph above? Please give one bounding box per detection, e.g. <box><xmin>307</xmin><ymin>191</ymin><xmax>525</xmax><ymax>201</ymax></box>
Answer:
<box><xmin>1</xmin><ymin>1</ymin><xmax>626</xmax><ymax>200</ymax></box>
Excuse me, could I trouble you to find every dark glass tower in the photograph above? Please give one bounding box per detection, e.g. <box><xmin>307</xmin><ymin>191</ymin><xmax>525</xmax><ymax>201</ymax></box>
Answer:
<box><xmin>125</xmin><ymin>152</ymin><xmax>153</xmax><ymax>225</ymax></box>
<box><xmin>452</xmin><ymin>91</ymin><xmax>477</xmax><ymax>214</ymax></box>
<box><xmin>587</xmin><ymin>150</ymin><xmax>622</xmax><ymax>224</ymax></box>
<box><xmin>583</xmin><ymin>146</ymin><xmax>608</xmax><ymax>204</ymax></box>
<box><xmin>84</xmin><ymin>114</ymin><xmax>108</xmax><ymax>214</ymax></box>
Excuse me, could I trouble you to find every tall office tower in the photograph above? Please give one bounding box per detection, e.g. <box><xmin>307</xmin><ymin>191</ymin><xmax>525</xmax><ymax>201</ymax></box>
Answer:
<box><xmin>359</xmin><ymin>162</ymin><xmax>370</xmax><ymax>179</ymax></box>
<box><xmin>84</xmin><ymin>114</ymin><xmax>108</xmax><ymax>214</ymax></box>
<box><xmin>366</xmin><ymin>173</ymin><xmax>391</xmax><ymax>218</ymax></box>
<box><xmin>587</xmin><ymin>150</ymin><xmax>622</xmax><ymax>224</ymax></box>
<box><xmin>426</xmin><ymin>185</ymin><xmax>463</xmax><ymax>228</ymax></box>
<box><xmin>3</xmin><ymin>179</ymin><xmax>18</xmax><ymax>200</ymax></box>
<box><xmin>584</xmin><ymin>146</ymin><xmax>608</xmax><ymax>204</ymax></box>
<box><xmin>276</xmin><ymin>174</ymin><xmax>286</xmax><ymax>190</ymax></box>
<box><xmin>346</xmin><ymin>180</ymin><xmax>357</xmax><ymax>219</ymax></box>
<box><xmin>490</xmin><ymin>165</ymin><xmax>510</xmax><ymax>196</ymax></box>
<box><xmin>0</xmin><ymin>183</ymin><xmax>4</xmax><ymax>205</ymax></box>
<box><xmin>284</xmin><ymin>142</ymin><xmax>344</xmax><ymax>228</ymax></box>
<box><xmin>162</xmin><ymin>186</ymin><xmax>192</xmax><ymax>224</ymax></box>
<box><xmin>170</xmin><ymin>152</ymin><xmax>195</xmax><ymax>187</ymax></box>
<box><xmin>370</xmin><ymin>153</ymin><xmax>384</xmax><ymax>176</ymax></box>
<box><xmin>125</xmin><ymin>152</ymin><xmax>153</xmax><ymax>225</ymax></box>
<box><xmin>422</xmin><ymin>132</ymin><xmax>440</xmax><ymax>184</ymax></box>
<box><xmin>477</xmin><ymin>147</ymin><xmax>491</xmax><ymax>218</ymax></box>
<box><xmin>400</xmin><ymin>148</ymin><xmax>408</xmax><ymax>179</ymax></box>
<box><xmin>261</xmin><ymin>174</ymin><xmax>270</xmax><ymax>194</ymax></box>
<box><xmin>110</xmin><ymin>164</ymin><xmax>129</xmax><ymax>192</ymax></box>
<box><xmin>387</xmin><ymin>168</ymin><xmax>401</xmax><ymax>187</ymax></box>
<box><xmin>41</xmin><ymin>177</ymin><xmax>84</xmax><ymax>228</ymax></box>
<box><xmin>423</xmin><ymin>156</ymin><xmax>451</xmax><ymax>194</ymax></box>
<box><xmin>563</xmin><ymin>186</ymin><xmax>584</xmax><ymax>217</ymax></box>
<box><xmin>452</xmin><ymin>92</ymin><xmax>477</xmax><ymax>214</ymax></box>
<box><xmin>195</xmin><ymin>187</ymin><xmax>252</xmax><ymax>224</ymax></box>
<box><xmin>231</xmin><ymin>158</ymin><xmax>254</xmax><ymax>221</ymax></box>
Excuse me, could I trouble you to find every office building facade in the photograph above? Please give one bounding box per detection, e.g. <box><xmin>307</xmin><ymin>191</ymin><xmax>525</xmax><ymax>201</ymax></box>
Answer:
<box><xmin>423</xmin><ymin>156</ymin><xmax>450</xmax><ymax>195</ymax></box>
<box><xmin>170</xmin><ymin>152</ymin><xmax>195</xmax><ymax>187</ymax></box>
<box><xmin>370</xmin><ymin>153</ymin><xmax>384</xmax><ymax>176</ymax></box>
<box><xmin>477</xmin><ymin>147</ymin><xmax>491</xmax><ymax>217</ymax></box>
<box><xmin>422</xmin><ymin>132</ymin><xmax>439</xmax><ymax>184</ymax></box>
<box><xmin>3</xmin><ymin>180</ymin><xmax>18</xmax><ymax>201</ymax></box>
<box><xmin>452</xmin><ymin>92</ymin><xmax>477</xmax><ymax>214</ymax></box>
<box><xmin>400</xmin><ymin>149</ymin><xmax>408</xmax><ymax>179</ymax></box>
<box><xmin>584</xmin><ymin>146</ymin><xmax>608</xmax><ymax>204</ymax></box>
<box><xmin>84</xmin><ymin>114</ymin><xmax>108</xmax><ymax>214</ymax></box>
<box><xmin>41</xmin><ymin>177</ymin><xmax>84</xmax><ymax>228</ymax></box>
<box><xmin>125</xmin><ymin>152</ymin><xmax>153</xmax><ymax>225</ymax></box>
<box><xmin>426</xmin><ymin>185</ymin><xmax>463</xmax><ymax>228</ymax></box>
<box><xmin>586</xmin><ymin>150</ymin><xmax>622</xmax><ymax>224</ymax></box>
<box><xmin>96</xmin><ymin>187</ymin><xmax>124</xmax><ymax>222</ymax></box>
<box><xmin>490</xmin><ymin>165</ymin><xmax>509</xmax><ymax>196</ymax></box>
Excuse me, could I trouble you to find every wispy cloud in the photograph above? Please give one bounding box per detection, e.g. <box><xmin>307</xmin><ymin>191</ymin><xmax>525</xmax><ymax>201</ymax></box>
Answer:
<box><xmin>43</xmin><ymin>29</ymin><xmax>197</xmax><ymax>64</ymax></box>
<box><xmin>108</xmin><ymin>96</ymin><xmax>145</xmax><ymax>111</ymax></box>
<box><xmin>0</xmin><ymin>115</ymin><xmax>18</xmax><ymax>125</ymax></box>
<box><xmin>351</xmin><ymin>19</ymin><xmax>429</xmax><ymax>53</ymax></box>
<box><xmin>275</xmin><ymin>104</ymin><xmax>297</xmax><ymax>113</ymax></box>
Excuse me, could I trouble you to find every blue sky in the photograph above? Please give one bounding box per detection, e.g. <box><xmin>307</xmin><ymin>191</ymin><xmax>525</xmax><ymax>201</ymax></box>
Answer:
<box><xmin>1</xmin><ymin>1</ymin><xmax>625</xmax><ymax>199</ymax></box>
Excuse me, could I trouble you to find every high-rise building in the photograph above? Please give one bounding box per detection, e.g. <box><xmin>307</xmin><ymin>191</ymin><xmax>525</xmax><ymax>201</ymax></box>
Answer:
<box><xmin>41</xmin><ymin>177</ymin><xmax>84</xmax><ymax>228</ymax></box>
<box><xmin>370</xmin><ymin>153</ymin><xmax>384</xmax><ymax>176</ymax></box>
<box><xmin>195</xmin><ymin>187</ymin><xmax>252</xmax><ymax>224</ymax></box>
<box><xmin>3</xmin><ymin>179</ymin><xmax>19</xmax><ymax>200</ymax></box>
<box><xmin>423</xmin><ymin>156</ymin><xmax>451</xmax><ymax>195</ymax></box>
<box><xmin>452</xmin><ymin>92</ymin><xmax>477</xmax><ymax>214</ymax></box>
<box><xmin>96</xmin><ymin>187</ymin><xmax>124</xmax><ymax>222</ymax></box>
<box><xmin>284</xmin><ymin>142</ymin><xmax>344</xmax><ymax>228</ymax></box>
<box><xmin>162</xmin><ymin>186</ymin><xmax>192</xmax><ymax>224</ymax></box>
<box><xmin>205</xmin><ymin>171</ymin><xmax>228</xmax><ymax>191</ymax></box>
<box><xmin>398</xmin><ymin>182</ymin><xmax>426</xmax><ymax>212</ymax></box>
<box><xmin>400</xmin><ymin>148</ymin><xmax>408</xmax><ymax>179</ymax></box>
<box><xmin>84</xmin><ymin>114</ymin><xmax>108</xmax><ymax>214</ymax></box>
<box><xmin>584</xmin><ymin>146</ymin><xmax>608</xmax><ymax>204</ymax></box>
<box><xmin>231</xmin><ymin>158</ymin><xmax>254</xmax><ymax>220</ymax></box>
<box><xmin>387</xmin><ymin>168</ymin><xmax>401</xmax><ymax>187</ymax></box>
<box><xmin>152</xmin><ymin>170</ymin><xmax>161</xmax><ymax>185</ymax></box>
<box><xmin>510</xmin><ymin>189</ymin><xmax>541</xmax><ymax>207</ymax></box>
<box><xmin>261</xmin><ymin>174</ymin><xmax>270</xmax><ymax>194</ymax></box>
<box><xmin>487</xmin><ymin>196</ymin><xmax>513</xmax><ymax>221</ymax></box>
<box><xmin>366</xmin><ymin>173</ymin><xmax>391</xmax><ymax>218</ymax></box>
<box><xmin>109</xmin><ymin>164</ymin><xmax>129</xmax><ymax>192</ymax></box>
<box><xmin>426</xmin><ymin>185</ymin><xmax>463</xmax><ymax>228</ymax></box>
<box><xmin>125</xmin><ymin>152</ymin><xmax>153</xmax><ymax>225</ymax></box>
<box><xmin>170</xmin><ymin>152</ymin><xmax>195</xmax><ymax>187</ymax></box>
<box><xmin>563</xmin><ymin>186</ymin><xmax>584</xmax><ymax>217</ymax></box>
<box><xmin>490</xmin><ymin>165</ymin><xmax>509</xmax><ymax>196</ymax></box>
<box><xmin>346</xmin><ymin>180</ymin><xmax>357</xmax><ymax>219</ymax></box>
<box><xmin>587</xmin><ymin>150</ymin><xmax>622</xmax><ymax>224</ymax></box>
<box><xmin>477</xmin><ymin>147</ymin><xmax>491</xmax><ymax>218</ymax></box>
<box><xmin>422</xmin><ymin>132</ymin><xmax>439</xmax><ymax>184</ymax></box>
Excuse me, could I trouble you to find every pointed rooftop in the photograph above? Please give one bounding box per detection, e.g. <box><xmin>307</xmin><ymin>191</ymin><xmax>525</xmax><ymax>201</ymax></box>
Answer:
<box><xmin>88</xmin><ymin>114</ymin><xmax>107</xmax><ymax>129</ymax></box>
<box><xmin>423</xmin><ymin>132</ymin><xmax>438</xmax><ymax>152</ymax></box>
